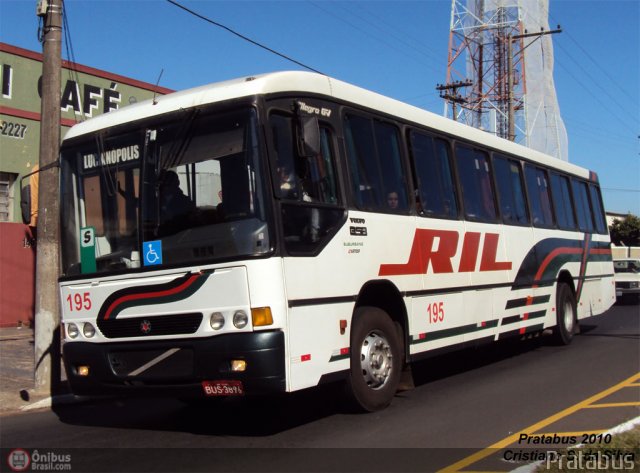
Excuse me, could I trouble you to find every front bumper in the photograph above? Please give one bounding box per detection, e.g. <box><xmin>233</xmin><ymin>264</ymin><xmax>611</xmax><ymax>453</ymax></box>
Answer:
<box><xmin>615</xmin><ymin>282</ymin><xmax>640</xmax><ymax>297</ymax></box>
<box><xmin>63</xmin><ymin>330</ymin><xmax>285</xmax><ymax>397</ymax></box>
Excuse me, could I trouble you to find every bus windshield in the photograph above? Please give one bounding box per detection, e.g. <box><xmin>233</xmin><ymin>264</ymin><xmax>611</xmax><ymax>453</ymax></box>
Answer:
<box><xmin>60</xmin><ymin>108</ymin><xmax>271</xmax><ymax>276</ymax></box>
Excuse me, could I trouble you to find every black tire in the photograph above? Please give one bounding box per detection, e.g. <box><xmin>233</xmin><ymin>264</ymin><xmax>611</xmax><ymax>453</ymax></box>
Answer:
<box><xmin>345</xmin><ymin>306</ymin><xmax>402</xmax><ymax>412</ymax></box>
<box><xmin>553</xmin><ymin>283</ymin><xmax>577</xmax><ymax>345</ymax></box>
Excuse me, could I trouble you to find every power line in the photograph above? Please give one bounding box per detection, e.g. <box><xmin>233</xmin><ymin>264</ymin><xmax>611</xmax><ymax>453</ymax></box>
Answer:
<box><xmin>309</xmin><ymin>1</ymin><xmax>445</xmax><ymax>80</ymax></box>
<box><xmin>547</xmin><ymin>9</ymin><xmax>636</xmax><ymax>103</ymax></box>
<box><xmin>554</xmin><ymin>40</ymin><xmax>638</xmax><ymax>126</ymax></box>
<box><xmin>541</xmin><ymin>3</ymin><xmax>638</xmax><ymax>128</ymax></box>
<box><xmin>166</xmin><ymin>0</ymin><xmax>323</xmax><ymax>74</ymax></box>
<box><xmin>62</xmin><ymin>3</ymin><xmax>84</xmax><ymax>123</ymax></box>
<box><xmin>602</xmin><ymin>187</ymin><xmax>640</xmax><ymax>193</ymax></box>
<box><xmin>337</xmin><ymin>2</ymin><xmax>446</xmax><ymax>70</ymax></box>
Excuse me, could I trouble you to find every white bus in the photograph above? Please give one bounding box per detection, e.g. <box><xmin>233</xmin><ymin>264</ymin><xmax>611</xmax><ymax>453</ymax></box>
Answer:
<box><xmin>57</xmin><ymin>71</ymin><xmax>615</xmax><ymax>411</ymax></box>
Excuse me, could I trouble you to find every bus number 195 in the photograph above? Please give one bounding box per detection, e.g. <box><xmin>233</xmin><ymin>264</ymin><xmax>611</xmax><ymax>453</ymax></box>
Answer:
<box><xmin>428</xmin><ymin>302</ymin><xmax>444</xmax><ymax>323</ymax></box>
<box><xmin>66</xmin><ymin>292</ymin><xmax>92</xmax><ymax>312</ymax></box>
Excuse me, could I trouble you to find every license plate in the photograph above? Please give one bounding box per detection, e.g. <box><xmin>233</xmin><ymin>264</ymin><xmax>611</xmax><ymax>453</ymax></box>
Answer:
<box><xmin>202</xmin><ymin>380</ymin><xmax>244</xmax><ymax>396</ymax></box>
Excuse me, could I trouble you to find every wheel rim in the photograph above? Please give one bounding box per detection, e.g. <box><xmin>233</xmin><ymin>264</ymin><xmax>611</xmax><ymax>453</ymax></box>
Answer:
<box><xmin>360</xmin><ymin>331</ymin><xmax>393</xmax><ymax>390</ymax></box>
<box><xmin>563</xmin><ymin>300</ymin><xmax>575</xmax><ymax>333</ymax></box>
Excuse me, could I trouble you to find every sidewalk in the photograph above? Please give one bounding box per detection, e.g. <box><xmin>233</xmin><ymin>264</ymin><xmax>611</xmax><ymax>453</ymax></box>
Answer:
<box><xmin>0</xmin><ymin>327</ymin><xmax>72</xmax><ymax>416</ymax></box>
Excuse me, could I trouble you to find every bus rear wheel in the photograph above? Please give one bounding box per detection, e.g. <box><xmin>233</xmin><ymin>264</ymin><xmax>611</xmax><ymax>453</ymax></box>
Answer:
<box><xmin>553</xmin><ymin>283</ymin><xmax>577</xmax><ymax>345</ymax></box>
<box><xmin>345</xmin><ymin>306</ymin><xmax>402</xmax><ymax>412</ymax></box>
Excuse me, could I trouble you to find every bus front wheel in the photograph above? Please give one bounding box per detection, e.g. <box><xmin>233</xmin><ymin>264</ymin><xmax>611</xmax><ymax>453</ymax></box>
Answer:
<box><xmin>553</xmin><ymin>283</ymin><xmax>577</xmax><ymax>345</ymax></box>
<box><xmin>345</xmin><ymin>306</ymin><xmax>402</xmax><ymax>412</ymax></box>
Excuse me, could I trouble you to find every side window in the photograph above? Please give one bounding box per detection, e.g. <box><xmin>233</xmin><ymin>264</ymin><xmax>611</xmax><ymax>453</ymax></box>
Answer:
<box><xmin>374</xmin><ymin>121</ymin><xmax>408</xmax><ymax>213</ymax></box>
<box><xmin>455</xmin><ymin>144</ymin><xmax>497</xmax><ymax>222</ymax></box>
<box><xmin>269</xmin><ymin>111</ymin><xmax>344</xmax><ymax>254</ymax></box>
<box><xmin>588</xmin><ymin>184</ymin><xmax>607</xmax><ymax>234</ymax></box>
<box><xmin>550</xmin><ymin>173</ymin><xmax>576</xmax><ymax>230</ymax></box>
<box><xmin>270</xmin><ymin>114</ymin><xmax>339</xmax><ymax>205</ymax></box>
<box><xmin>409</xmin><ymin>131</ymin><xmax>458</xmax><ymax>219</ymax></box>
<box><xmin>344</xmin><ymin>114</ymin><xmax>408</xmax><ymax>213</ymax></box>
<box><xmin>493</xmin><ymin>154</ymin><xmax>528</xmax><ymax>225</ymax></box>
<box><xmin>271</xmin><ymin>113</ymin><xmax>300</xmax><ymax>200</ymax></box>
<box><xmin>571</xmin><ymin>179</ymin><xmax>595</xmax><ymax>233</ymax></box>
<box><xmin>524</xmin><ymin>164</ymin><xmax>554</xmax><ymax>227</ymax></box>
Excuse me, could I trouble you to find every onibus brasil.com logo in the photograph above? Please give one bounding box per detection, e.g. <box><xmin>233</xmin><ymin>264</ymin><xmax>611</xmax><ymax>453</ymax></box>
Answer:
<box><xmin>7</xmin><ymin>449</ymin><xmax>71</xmax><ymax>472</ymax></box>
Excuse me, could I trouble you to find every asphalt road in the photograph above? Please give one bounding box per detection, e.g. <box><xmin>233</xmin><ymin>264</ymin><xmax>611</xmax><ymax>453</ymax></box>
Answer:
<box><xmin>1</xmin><ymin>303</ymin><xmax>638</xmax><ymax>472</ymax></box>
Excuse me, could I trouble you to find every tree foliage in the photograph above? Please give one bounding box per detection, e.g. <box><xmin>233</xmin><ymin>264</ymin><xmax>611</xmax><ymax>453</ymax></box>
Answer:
<box><xmin>609</xmin><ymin>214</ymin><xmax>640</xmax><ymax>246</ymax></box>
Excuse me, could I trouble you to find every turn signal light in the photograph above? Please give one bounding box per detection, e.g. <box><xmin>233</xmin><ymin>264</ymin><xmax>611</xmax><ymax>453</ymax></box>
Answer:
<box><xmin>251</xmin><ymin>307</ymin><xmax>273</xmax><ymax>327</ymax></box>
<box><xmin>231</xmin><ymin>360</ymin><xmax>247</xmax><ymax>372</ymax></box>
<box><xmin>77</xmin><ymin>365</ymin><xmax>90</xmax><ymax>377</ymax></box>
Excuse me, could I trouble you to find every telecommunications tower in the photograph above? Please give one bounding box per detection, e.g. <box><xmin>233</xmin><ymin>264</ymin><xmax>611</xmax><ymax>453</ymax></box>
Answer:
<box><xmin>438</xmin><ymin>0</ymin><xmax>568</xmax><ymax>161</ymax></box>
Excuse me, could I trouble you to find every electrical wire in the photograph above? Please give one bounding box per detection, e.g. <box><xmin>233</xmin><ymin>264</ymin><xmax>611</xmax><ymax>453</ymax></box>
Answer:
<box><xmin>554</xmin><ymin>40</ymin><xmax>637</xmax><ymax>127</ymax></box>
<box><xmin>547</xmin><ymin>9</ymin><xmax>636</xmax><ymax>104</ymax></box>
<box><xmin>539</xmin><ymin>3</ymin><xmax>638</xmax><ymax>129</ymax></box>
<box><xmin>166</xmin><ymin>0</ymin><xmax>323</xmax><ymax>75</ymax></box>
<box><xmin>62</xmin><ymin>3</ymin><xmax>84</xmax><ymax>123</ymax></box>
<box><xmin>601</xmin><ymin>187</ymin><xmax>640</xmax><ymax>193</ymax></box>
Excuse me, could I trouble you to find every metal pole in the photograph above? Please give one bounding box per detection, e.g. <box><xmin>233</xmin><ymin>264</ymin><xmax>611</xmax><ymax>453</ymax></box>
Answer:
<box><xmin>34</xmin><ymin>0</ymin><xmax>63</xmax><ymax>395</ymax></box>
<box><xmin>507</xmin><ymin>34</ymin><xmax>515</xmax><ymax>141</ymax></box>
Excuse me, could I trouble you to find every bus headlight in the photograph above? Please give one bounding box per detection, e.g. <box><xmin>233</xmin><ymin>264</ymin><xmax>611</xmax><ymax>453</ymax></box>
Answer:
<box><xmin>67</xmin><ymin>323</ymin><xmax>79</xmax><ymax>339</ymax></box>
<box><xmin>82</xmin><ymin>323</ymin><xmax>96</xmax><ymax>338</ymax></box>
<box><xmin>233</xmin><ymin>310</ymin><xmax>248</xmax><ymax>329</ymax></box>
<box><xmin>210</xmin><ymin>312</ymin><xmax>225</xmax><ymax>330</ymax></box>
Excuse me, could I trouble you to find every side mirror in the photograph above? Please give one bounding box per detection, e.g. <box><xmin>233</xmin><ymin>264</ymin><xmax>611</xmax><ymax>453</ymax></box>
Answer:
<box><xmin>297</xmin><ymin>115</ymin><xmax>321</xmax><ymax>158</ymax></box>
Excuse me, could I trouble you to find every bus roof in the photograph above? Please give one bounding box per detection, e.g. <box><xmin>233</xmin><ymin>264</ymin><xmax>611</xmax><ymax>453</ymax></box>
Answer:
<box><xmin>63</xmin><ymin>70</ymin><xmax>590</xmax><ymax>179</ymax></box>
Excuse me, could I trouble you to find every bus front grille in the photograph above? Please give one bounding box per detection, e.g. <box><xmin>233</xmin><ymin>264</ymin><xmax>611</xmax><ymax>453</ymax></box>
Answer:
<box><xmin>98</xmin><ymin>313</ymin><xmax>203</xmax><ymax>339</ymax></box>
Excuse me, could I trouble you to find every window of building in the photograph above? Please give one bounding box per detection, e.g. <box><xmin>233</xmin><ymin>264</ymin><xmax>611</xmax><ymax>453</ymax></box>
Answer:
<box><xmin>493</xmin><ymin>154</ymin><xmax>528</xmax><ymax>225</ymax></box>
<box><xmin>524</xmin><ymin>164</ymin><xmax>554</xmax><ymax>227</ymax></box>
<box><xmin>409</xmin><ymin>131</ymin><xmax>457</xmax><ymax>218</ymax></box>
<box><xmin>455</xmin><ymin>144</ymin><xmax>497</xmax><ymax>222</ymax></box>
<box><xmin>0</xmin><ymin>172</ymin><xmax>13</xmax><ymax>222</ymax></box>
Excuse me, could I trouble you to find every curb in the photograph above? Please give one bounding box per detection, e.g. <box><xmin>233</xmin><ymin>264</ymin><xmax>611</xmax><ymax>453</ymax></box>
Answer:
<box><xmin>19</xmin><ymin>393</ymin><xmax>89</xmax><ymax>412</ymax></box>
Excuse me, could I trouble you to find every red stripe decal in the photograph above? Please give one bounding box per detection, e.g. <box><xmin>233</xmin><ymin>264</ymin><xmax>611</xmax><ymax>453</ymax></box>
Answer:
<box><xmin>103</xmin><ymin>274</ymin><xmax>200</xmax><ymax>320</ymax></box>
<box><xmin>534</xmin><ymin>247</ymin><xmax>583</xmax><ymax>282</ymax></box>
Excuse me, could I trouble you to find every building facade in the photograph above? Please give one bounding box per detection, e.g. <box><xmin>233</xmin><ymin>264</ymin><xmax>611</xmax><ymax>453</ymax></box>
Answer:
<box><xmin>0</xmin><ymin>42</ymin><xmax>173</xmax><ymax>222</ymax></box>
<box><xmin>0</xmin><ymin>42</ymin><xmax>173</xmax><ymax>327</ymax></box>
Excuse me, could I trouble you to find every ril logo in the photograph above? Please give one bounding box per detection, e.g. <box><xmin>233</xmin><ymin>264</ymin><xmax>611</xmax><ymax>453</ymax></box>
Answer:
<box><xmin>379</xmin><ymin>229</ymin><xmax>512</xmax><ymax>276</ymax></box>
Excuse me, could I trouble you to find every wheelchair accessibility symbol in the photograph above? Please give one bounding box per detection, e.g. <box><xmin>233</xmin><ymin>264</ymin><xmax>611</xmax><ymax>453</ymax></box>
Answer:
<box><xmin>143</xmin><ymin>240</ymin><xmax>163</xmax><ymax>266</ymax></box>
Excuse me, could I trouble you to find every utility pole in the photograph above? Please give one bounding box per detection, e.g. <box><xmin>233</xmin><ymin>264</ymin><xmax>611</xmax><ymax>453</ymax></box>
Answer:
<box><xmin>34</xmin><ymin>0</ymin><xmax>63</xmax><ymax>395</ymax></box>
<box><xmin>436</xmin><ymin>80</ymin><xmax>473</xmax><ymax>121</ymax></box>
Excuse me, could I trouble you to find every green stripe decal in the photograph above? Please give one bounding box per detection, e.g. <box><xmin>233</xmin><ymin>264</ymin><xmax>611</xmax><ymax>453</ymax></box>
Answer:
<box><xmin>411</xmin><ymin>319</ymin><xmax>499</xmax><ymax>345</ymax></box>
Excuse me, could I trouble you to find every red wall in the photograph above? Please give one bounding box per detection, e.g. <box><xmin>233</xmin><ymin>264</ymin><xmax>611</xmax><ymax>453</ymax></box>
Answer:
<box><xmin>0</xmin><ymin>223</ymin><xmax>36</xmax><ymax>327</ymax></box>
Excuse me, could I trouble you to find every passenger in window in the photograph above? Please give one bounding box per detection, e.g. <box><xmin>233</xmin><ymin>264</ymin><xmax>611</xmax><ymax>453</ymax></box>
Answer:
<box><xmin>278</xmin><ymin>165</ymin><xmax>297</xmax><ymax>199</ymax></box>
<box><xmin>387</xmin><ymin>191</ymin><xmax>400</xmax><ymax>210</ymax></box>
<box><xmin>159</xmin><ymin>170</ymin><xmax>195</xmax><ymax>226</ymax></box>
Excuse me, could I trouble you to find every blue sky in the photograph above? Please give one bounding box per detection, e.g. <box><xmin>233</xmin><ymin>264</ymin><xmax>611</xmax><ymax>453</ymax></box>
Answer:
<box><xmin>2</xmin><ymin>0</ymin><xmax>638</xmax><ymax>215</ymax></box>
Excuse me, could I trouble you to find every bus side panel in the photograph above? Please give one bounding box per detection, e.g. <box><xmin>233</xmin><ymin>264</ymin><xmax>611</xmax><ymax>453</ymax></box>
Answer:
<box><xmin>409</xmin><ymin>292</ymin><xmax>467</xmax><ymax>354</ymax></box>
<box><xmin>576</xmin><ymin>233</ymin><xmax>616</xmax><ymax>320</ymax></box>
<box><xmin>287</xmin><ymin>303</ymin><xmax>354</xmax><ymax>392</ymax></box>
<box><xmin>284</xmin><ymin>212</ymin><xmax>419</xmax><ymax>391</ymax></box>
